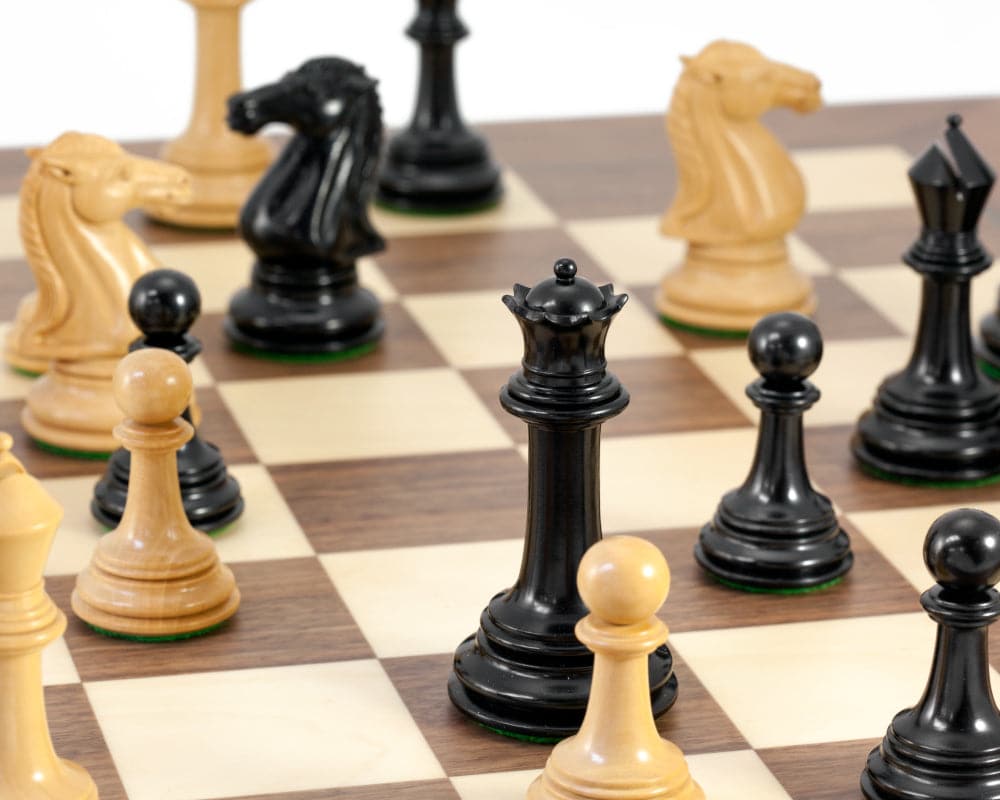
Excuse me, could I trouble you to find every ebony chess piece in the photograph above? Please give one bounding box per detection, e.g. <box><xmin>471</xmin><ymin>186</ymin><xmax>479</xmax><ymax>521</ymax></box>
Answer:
<box><xmin>861</xmin><ymin>508</ymin><xmax>1000</xmax><ymax>800</ymax></box>
<box><xmin>92</xmin><ymin>270</ymin><xmax>244</xmax><ymax>532</ymax></box>
<box><xmin>225</xmin><ymin>58</ymin><xmax>385</xmax><ymax>356</ymax></box>
<box><xmin>449</xmin><ymin>258</ymin><xmax>677</xmax><ymax>740</ymax></box>
<box><xmin>695</xmin><ymin>312</ymin><xmax>853</xmax><ymax>590</ymax></box>
<box><xmin>853</xmin><ymin>115</ymin><xmax>1000</xmax><ymax>484</ymax></box>
<box><xmin>376</xmin><ymin>0</ymin><xmax>502</xmax><ymax>214</ymax></box>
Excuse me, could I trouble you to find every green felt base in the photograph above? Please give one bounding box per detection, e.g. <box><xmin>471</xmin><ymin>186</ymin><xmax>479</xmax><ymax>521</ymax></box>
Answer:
<box><xmin>205</xmin><ymin>521</ymin><xmax>235</xmax><ymax>537</ymax></box>
<box><xmin>713</xmin><ymin>575</ymin><xmax>844</xmax><ymax>595</ymax></box>
<box><xmin>478</xmin><ymin>723</ymin><xmax>561</xmax><ymax>745</ymax></box>
<box><xmin>87</xmin><ymin>620</ymin><xmax>227</xmax><ymax>643</ymax></box>
<box><xmin>658</xmin><ymin>314</ymin><xmax>749</xmax><ymax>339</ymax></box>
<box><xmin>32</xmin><ymin>439</ymin><xmax>111</xmax><ymax>461</ymax></box>
<box><xmin>10</xmin><ymin>365</ymin><xmax>42</xmax><ymax>379</ymax></box>
<box><xmin>232</xmin><ymin>340</ymin><xmax>377</xmax><ymax>364</ymax></box>
<box><xmin>859</xmin><ymin>462</ymin><xmax>1000</xmax><ymax>490</ymax></box>
<box><xmin>374</xmin><ymin>197</ymin><xmax>501</xmax><ymax>217</ymax></box>
<box><xmin>979</xmin><ymin>358</ymin><xmax>1000</xmax><ymax>381</ymax></box>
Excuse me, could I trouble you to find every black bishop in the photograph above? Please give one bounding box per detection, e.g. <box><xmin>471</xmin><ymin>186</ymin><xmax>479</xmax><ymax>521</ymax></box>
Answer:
<box><xmin>448</xmin><ymin>258</ymin><xmax>677</xmax><ymax>740</ymax></box>
<box><xmin>91</xmin><ymin>269</ymin><xmax>244</xmax><ymax>532</ymax></box>
<box><xmin>696</xmin><ymin>312</ymin><xmax>853</xmax><ymax>591</ymax></box>
<box><xmin>854</xmin><ymin>115</ymin><xmax>1000</xmax><ymax>484</ymax></box>
<box><xmin>862</xmin><ymin>507</ymin><xmax>1000</xmax><ymax>799</ymax></box>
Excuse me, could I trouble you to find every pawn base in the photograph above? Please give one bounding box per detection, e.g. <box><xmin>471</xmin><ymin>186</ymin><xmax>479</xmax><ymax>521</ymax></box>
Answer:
<box><xmin>695</xmin><ymin>519</ymin><xmax>854</xmax><ymax>591</ymax></box>
<box><xmin>377</xmin><ymin>130</ymin><xmax>503</xmax><ymax>215</ymax></box>
<box><xmin>656</xmin><ymin>239</ymin><xmax>816</xmax><ymax>333</ymax></box>
<box><xmin>72</xmin><ymin>585</ymin><xmax>239</xmax><ymax>641</ymax></box>
<box><xmin>91</xmin><ymin>441</ymin><xmax>245</xmax><ymax>533</ymax></box>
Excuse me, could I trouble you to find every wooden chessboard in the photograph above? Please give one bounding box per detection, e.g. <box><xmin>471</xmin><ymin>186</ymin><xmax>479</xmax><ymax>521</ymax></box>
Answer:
<box><xmin>3</xmin><ymin>96</ymin><xmax>1000</xmax><ymax>800</ymax></box>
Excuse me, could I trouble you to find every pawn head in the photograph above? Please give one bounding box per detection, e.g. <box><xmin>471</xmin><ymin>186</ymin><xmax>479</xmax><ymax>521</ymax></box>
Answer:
<box><xmin>924</xmin><ymin>508</ymin><xmax>1000</xmax><ymax>593</ymax></box>
<box><xmin>748</xmin><ymin>312</ymin><xmax>822</xmax><ymax>383</ymax></box>
<box><xmin>129</xmin><ymin>269</ymin><xmax>201</xmax><ymax>337</ymax></box>
<box><xmin>578</xmin><ymin>535</ymin><xmax>670</xmax><ymax>625</ymax></box>
<box><xmin>113</xmin><ymin>349</ymin><xmax>192</xmax><ymax>425</ymax></box>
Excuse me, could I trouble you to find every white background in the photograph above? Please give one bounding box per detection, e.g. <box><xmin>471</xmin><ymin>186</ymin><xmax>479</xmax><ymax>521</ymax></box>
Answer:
<box><xmin>3</xmin><ymin>0</ymin><xmax>999</xmax><ymax>148</ymax></box>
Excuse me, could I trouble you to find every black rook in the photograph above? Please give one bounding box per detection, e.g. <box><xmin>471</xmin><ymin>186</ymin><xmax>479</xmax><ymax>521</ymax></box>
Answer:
<box><xmin>448</xmin><ymin>258</ymin><xmax>677</xmax><ymax>740</ymax></box>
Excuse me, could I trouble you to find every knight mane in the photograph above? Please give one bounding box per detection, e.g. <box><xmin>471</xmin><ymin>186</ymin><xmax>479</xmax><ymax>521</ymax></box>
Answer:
<box><xmin>664</xmin><ymin>71</ymin><xmax>713</xmax><ymax>228</ymax></box>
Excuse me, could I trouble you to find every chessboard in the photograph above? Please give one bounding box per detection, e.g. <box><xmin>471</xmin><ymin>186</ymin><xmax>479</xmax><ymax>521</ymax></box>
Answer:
<box><xmin>3</xmin><ymin>96</ymin><xmax>1000</xmax><ymax>800</ymax></box>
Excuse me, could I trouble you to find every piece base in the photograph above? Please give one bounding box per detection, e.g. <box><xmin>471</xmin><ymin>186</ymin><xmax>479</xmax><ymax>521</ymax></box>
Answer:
<box><xmin>447</xmin><ymin>668</ymin><xmax>678</xmax><ymax>740</ymax></box>
<box><xmin>32</xmin><ymin>439</ymin><xmax>111</xmax><ymax>461</ymax></box>
<box><xmin>230</xmin><ymin>340</ymin><xmax>378</xmax><ymax>363</ymax></box>
<box><xmin>90</xmin><ymin>497</ymin><xmax>245</xmax><ymax>535</ymax></box>
<box><xmin>980</xmin><ymin>357</ymin><xmax>1000</xmax><ymax>382</ymax></box>
<box><xmin>712</xmin><ymin>574</ymin><xmax>845</xmax><ymax>595</ymax></box>
<box><xmin>374</xmin><ymin>191</ymin><xmax>502</xmax><ymax>217</ymax></box>
<box><xmin>858</xmin><ymin>460</ymin><xmax>1000</xmax><ymax>489</ymax></box>
<box><xmin>477</xmin><ymin>722</ymin><xmax>561</xmax><ymax>745</ymax></box>
<box><xmin>659</xmin><ymin>313</ymin><xmax>749</xmax><ymax>338</ymax></box>
<box><xmin>9</xmin><ymin>364</ymin><xmax>43</xmax><ymax>378</ymax></box>
<box><xmin>87</xmin><ymin>620</ymin><xmax>228</xmax><ymax>643</ymax></box>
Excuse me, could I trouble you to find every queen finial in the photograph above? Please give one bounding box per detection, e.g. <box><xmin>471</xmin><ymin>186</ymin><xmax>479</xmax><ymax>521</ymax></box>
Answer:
<box><xmin>553</xmin><ymin>258</ymin><xmax>577</xmax><ymax>284</ymax></box>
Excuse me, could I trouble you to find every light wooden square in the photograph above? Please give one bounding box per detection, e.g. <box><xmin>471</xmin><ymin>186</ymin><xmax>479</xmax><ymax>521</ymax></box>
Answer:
<box><xmin>598</xmin><ymin>428</ymin><xmax>758</xmax><ymax>532</ymax></box>
<box><xmin>848</xmin><ymin>501</ymin><xmax>1000</xmax><ymax>592</ymax></box>
<box><xmin>567</xmin><ymin>215</ymin><xmax>831</xmax><ymax>288</ymax></box>
<box><xmin>793</xmin><ymin>146</ymin><xmax>914</xmax><ymax>213</ymax></box>
<box><xmin>672</xmin><ymin>612</ymin><xmax>1000</xmax><ymax>749</ymax></box>
<box><xmin>219</xmin><ymin>368</ymin><xmax>513</xmax><ymax>465</ymax></box>
<box><xmin>320</xmin><ymin>538</ymin><xmax>523</xmax><ymax>659</ymax></box>
<box><xmin>371</xmin><ymin>171</ymin><xmax>557</xmax><ymax>238</ymax></box>
<box><xmin>689</xmin><ymin>336</ymin><xmax>913</xmax><ymax>427</ymax></box>
<box><xmin>84</xmin><ymin>661</ymin><xmax>444</xmax><ymax>798</ymax></box>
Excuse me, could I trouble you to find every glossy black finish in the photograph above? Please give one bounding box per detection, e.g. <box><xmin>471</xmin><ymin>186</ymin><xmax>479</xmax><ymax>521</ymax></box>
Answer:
<box><xmin>225</xmin><ymin>58</ymin><xmax>385</xmax><ymax>354</ymax></box>
<box><xmin>448</xmin><ymin>259</ymin><xmax>677</xmax><ymax>739</ymax></box>
<box><xmin>376</xmin><ymin>0</ymin><xmax>502</xmax><ymax>213</ymax></box>
<box><xmin>862</xmin><ymin>508</ymin><xmax>1000</xmax><ymax>799</ymax></box>
<box><xmin>695</xmin><ymin>313</ymin><xmax>853</xmax><ymax>590</ymax></box>
<box><xmin>854</xmin><ymin>116</ymin><xmax>1000</xmax><ymax>483</ymax></box>
<box><xmin>92</xmin><ymin>270</ymin><xmax>244</xmax><ymax>532</ymax></box>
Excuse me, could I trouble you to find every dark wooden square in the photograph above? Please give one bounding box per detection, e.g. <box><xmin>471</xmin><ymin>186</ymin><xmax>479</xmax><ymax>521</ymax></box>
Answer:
<box><xmin>271</xmin><ymin>449</ymin><xmax>527</xmax><ymax>553</ymax></box>
<box><xmin>52</xmin><ymin>557</ymin><xmax>372</xmax><ymax>681</ymax></box>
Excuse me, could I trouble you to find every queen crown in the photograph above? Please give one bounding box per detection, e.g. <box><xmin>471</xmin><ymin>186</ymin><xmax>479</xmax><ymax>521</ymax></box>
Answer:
<box><xmin>905</xmin><ymin>115</ymin><xmax>995</xmax><ymax>273</ymax></box>
<box><xmin>502</xmin><ymin>258</ymin><xmax>626</xmax><ymax>390</ymax></box>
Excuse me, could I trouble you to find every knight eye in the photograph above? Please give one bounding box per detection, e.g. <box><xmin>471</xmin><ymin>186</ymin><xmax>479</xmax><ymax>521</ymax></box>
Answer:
<box><xmin>323</xmin><ymin>99</ymin><xmax>343</xmax><ymax>116</ymax></box>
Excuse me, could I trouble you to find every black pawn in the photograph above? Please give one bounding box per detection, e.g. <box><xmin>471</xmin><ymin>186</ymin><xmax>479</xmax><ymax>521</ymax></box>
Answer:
<box><xmin>376</xmin><ymin>0</ymin><xmax>502</xmax><ymax>213</ymax></box>
<box><xmin>695</xmin><ymin>312</ymin><xmax>853</xmax><ymax>590</ymax></box>
<box><xmin>91</xmin><ymin>270</ymin><xmax>244</xmax><ymax>532</ymax></box>
<box><xmin>861</xmin><ymin>508</ymin><xmax>1000</xmax><ymax>799</ymax></box>
<box><xmin>854</xmin><ymin>115</ymin><xmax>1000</xmax><ymax>483</ymax></box>
<box><xmin>448</xmin><ymin>258</ymin><xmax>677</xmax><ymax>740</ymax></box>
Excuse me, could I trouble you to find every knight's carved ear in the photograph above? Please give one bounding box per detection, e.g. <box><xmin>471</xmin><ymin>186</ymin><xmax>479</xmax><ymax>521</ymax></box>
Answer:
<box><xmin>24</xmin><ymin>147</ymin><xmax>42</xmax><ymax>160</ymax></box>
<box><xmin>680</xmin><ymin>55</ymin><xmax>692</xmax><ymax>67</ymax></box>
<box><xmin>38</xmin><ymin>157</ymin><xmax>76</xmax><ymax>183</ymax></box>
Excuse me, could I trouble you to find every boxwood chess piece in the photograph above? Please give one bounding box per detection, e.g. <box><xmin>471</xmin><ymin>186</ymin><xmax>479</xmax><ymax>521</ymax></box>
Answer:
<box><xmin>225</xmin><ymin>57</ymin><xmax>385</xmax><ymax>357</ymax></box>
<box><xmin>656</xmin><ymin>41</ymin><xmax>821</xmax><ymax>335</ymax></box>
<box><xmin>861</xmin><ymin>508</ymin><xmax>1000</xmax><ymax>799</ymax></box>
<box><xmin>449</xmin><ymin>258</ymin><xmax>677</xmax><ymax>740</ymax></box>
<box><xmin>73</xmin><ymin>348</ymin><xmax>240</xmax><ymax>640</ymax></box>
<box><xmin>0</xmin><ymin>433</ymin><xmax>97</xmax><ymax>799</ymax></box>
<box><xmin>696</xmin><ymin>312</ymin><xmax>853</xmax><ymax>591</ymax></box>
<box><xmin>853</xmin><ymin>115</ymin><xmax>1000</xmax><ymax>485</ymax></box>
<box><xmin>92</xmin><ymin>270</ymin><xmax>244</xmax><ymax>532</ymax></box>
<box><xmin>376</xmin><ymin>0</ymin><xmax>502</xmax><ymax>213</ymax></box>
